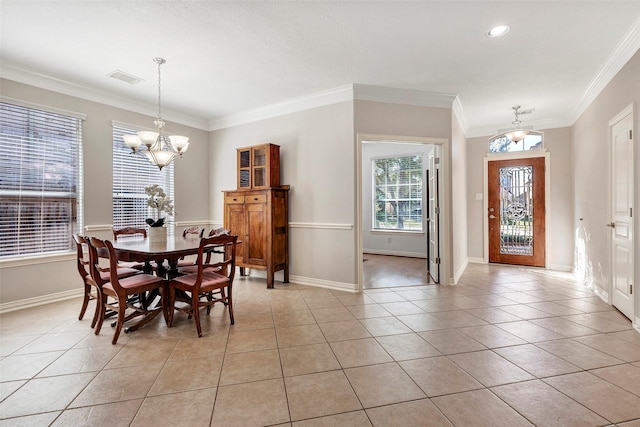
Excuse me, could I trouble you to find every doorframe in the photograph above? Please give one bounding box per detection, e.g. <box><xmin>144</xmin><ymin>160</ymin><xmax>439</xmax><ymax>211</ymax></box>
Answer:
<box><xmin>607</xmin><ymin>103</ymin><xmax>635</xmax><ymax>324</ymax></box>
<box><xmin>483</xmin><ymin>150</ymin><xmax>550</xmax><ymax>267</ymax></box>
<box><xmin>356</xmin><ymin>133</ymin><xmax>450</xmax><ymax>292</ymax></box>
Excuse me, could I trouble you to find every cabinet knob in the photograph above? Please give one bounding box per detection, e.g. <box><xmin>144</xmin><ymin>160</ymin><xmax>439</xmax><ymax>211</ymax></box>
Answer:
<box><xmin>254</xmin><ymin>197</ymin><xmax>259</xmax><ymax>201</ymax></box>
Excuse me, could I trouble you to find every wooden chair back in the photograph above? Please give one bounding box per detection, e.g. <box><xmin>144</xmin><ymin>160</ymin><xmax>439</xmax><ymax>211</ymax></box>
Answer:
<box><xmin>73</xmin><ymin>234</ymin><xmax>91</xmax><ymax>282</ymax></box>
<box><xmin>183</xmin><ymin>226</ymin><xmax>204</xmax><ymax>238</ymax></box>
<box><xmin>113</xmin><ymin>227</ymin><xmax>147</xmax><ymax>241</ymax></box>
<box><xmin>194</xmin><ymin>234</ymin><xmax>237</xmax><ymax>281</ymax></box>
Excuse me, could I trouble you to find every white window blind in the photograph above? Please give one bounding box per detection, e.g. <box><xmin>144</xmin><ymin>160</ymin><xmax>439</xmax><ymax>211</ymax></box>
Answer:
<box><xmin>0</xmin><ymin>101</ymin><xmax>83</xmax><ymax>258</ymax></box>
<box><xmin>112</xmin><ymin>125</ymin><xmax>174</xmax><ymax>231</ymax></box>
<box><xmin>373</xmin><ymin>155</ymin><xmax>423</xmax><ymax>231</ymax></box>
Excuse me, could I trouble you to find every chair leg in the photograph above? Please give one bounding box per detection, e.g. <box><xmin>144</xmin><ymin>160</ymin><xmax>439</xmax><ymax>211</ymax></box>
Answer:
<box><xmin>168</xmin><ymin>288</ymin><xmax>176</xmax><ymax>327</ymax></box>
<box><xmin>90</xmin><ymin>288</ymin><xmax>101</xmax><ymax>328</ymax></box>
<box><xmin>78</xmin><ymin>284</ymin><xmax>91</xmax><ymax>320</ymax></box>
<box><xmin>227</xmin><ymin>286</ymin><xmax>234</xmax><ymax>325</ymax></box>
<box><xmin>94</xmin><ymin>294</ymin><xmax>107</xmax><ymax>335</ymax></box>
<box><xmin>193</xmin><ymin>293</ymin><xmax>203</xmax><ymax>337</ymax></box>
<box><xmin>112</xmin><ymin>300</ymin><xmax>126</xmax><ymax>345</ymax></box>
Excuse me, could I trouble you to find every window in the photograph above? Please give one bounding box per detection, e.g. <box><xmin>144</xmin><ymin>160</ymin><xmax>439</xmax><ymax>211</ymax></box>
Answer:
<box><xmin>373</xmin><ymin>155</ymin><xmax>423</xmax><ymax>231</ymax></box>
<box><xmin>489</xmin><ymin>131</ymin><xmax>544</xmax><ymax>153</ymax></box>
<box><xmin>112</xmin><ymin>124</ymin><xmax>174</xmax><ymax>231</ymax></box>
<box><xmin>0</xmin><ymin>101</ymin><xmax>83</xmax><ymax>258</ymax></box>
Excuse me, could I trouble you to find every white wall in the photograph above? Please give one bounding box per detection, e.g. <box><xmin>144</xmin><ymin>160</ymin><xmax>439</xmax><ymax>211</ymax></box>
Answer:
<box><xmin>361</xmin><ymin>141</ymin><xmax>431</xmax><ymax>257</ymax></box>
<box><xmin>572</xmin><ymin>49</ymin><xmax>640</xmax><ymax>326</ymax></box>
<box><xmin>0</xmin><ymin>79</ymin><xmax>210</xmax><ymax>306</ymax></box>
<box><xmin>465</xmin><ymin>127</ymin><xmax>574</xmax><ymax>271</ymax></box>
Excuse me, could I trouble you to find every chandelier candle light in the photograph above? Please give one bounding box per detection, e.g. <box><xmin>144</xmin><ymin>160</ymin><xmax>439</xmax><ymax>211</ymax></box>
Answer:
<box><xmin>122</xmin><ymin>58</ymin><xmax>189</xmax><ymax>170</ymax></box>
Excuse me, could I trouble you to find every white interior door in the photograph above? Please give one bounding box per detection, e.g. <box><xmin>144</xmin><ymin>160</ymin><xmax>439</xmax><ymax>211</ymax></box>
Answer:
<box><xmin>427</xmin><ymin>146</ymin><xmax>440</xmax><ymax>283</ymax></box>
<box><xmin>610</xmin><ymin>108</ymin><xmax>634</xmax><ymax>320</ymax></box>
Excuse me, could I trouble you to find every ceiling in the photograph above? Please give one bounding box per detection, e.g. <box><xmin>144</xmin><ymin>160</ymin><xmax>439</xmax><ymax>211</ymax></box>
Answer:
<box><xmin>1</xmin><ymin>1</ymin><xmax>639</xmax><ymax>137</ymax></box>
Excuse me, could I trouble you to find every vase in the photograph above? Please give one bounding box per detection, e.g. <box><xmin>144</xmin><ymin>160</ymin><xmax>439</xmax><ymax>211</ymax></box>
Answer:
<box><xmin>148</xmin><ymin>226</ymin><xmax>167</xmax><ymax>242</ymax></box>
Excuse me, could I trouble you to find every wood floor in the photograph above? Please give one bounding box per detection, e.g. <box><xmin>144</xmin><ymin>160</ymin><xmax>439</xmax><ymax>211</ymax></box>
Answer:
<box><xmin>363</xmin><ymin>253</ymin><xmax>435</xmax><ymax>289</ymax></box>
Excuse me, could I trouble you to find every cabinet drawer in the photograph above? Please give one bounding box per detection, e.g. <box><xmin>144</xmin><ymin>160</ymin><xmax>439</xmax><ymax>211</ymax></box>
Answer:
<box><xmin>225</xmin><ymin>195</ymin><xmax>245</xmax><ymax>204</ymax></box>
<box><xmin>245</xmin><ymin>194</ymin><xmax>267</xmax><ymax>203</ymax></box>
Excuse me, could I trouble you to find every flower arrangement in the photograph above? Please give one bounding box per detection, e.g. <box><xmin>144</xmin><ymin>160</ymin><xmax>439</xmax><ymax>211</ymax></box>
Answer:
<box><xmin>145</xmin><ymin>184</ymin><xmax>174</xmax><ymax>227</ymax></box>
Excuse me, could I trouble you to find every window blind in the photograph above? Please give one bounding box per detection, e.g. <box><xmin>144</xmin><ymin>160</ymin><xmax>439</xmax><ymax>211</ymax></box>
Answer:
<box><xmin>112</xmin><ymin>125</ymin><xmax>174</xmax><ymax>232</ymax></box>
<box><xmin>0</xmin><ymin>102</ymin><xmax>82</xmax><ymax>258</ymax></box>
<box><xmin>373</xmin><ymin>155</ymin><xmax>423</xmax><ymax>231</ymax></box>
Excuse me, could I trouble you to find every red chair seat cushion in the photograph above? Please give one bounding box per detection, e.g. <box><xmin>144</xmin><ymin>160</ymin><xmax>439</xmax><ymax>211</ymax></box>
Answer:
<box><xmin>172</xmin><ymin>271</ymin><xmax>229</xmax><ymax>291</ymax></box>
<box><xmin>103</xmin><ymin>273</ymin><xmax>165</xmax><ymax>293</ymax></box>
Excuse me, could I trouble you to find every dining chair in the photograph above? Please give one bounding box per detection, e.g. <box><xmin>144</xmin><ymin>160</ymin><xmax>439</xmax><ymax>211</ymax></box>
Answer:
<box><xmin>177</xmin><ymin>228</ymin><xmax>230</xmax><ymax>275</ymax></box>
<box><xmin>74</xmin><ymin>234</ymin><xmax>140</xmax><ymax>328</ymax></box>
<box><xmin>90</xmin><ymin>237</ymin><xmax>168</xmax><ymax>345</ymax></box>
<box><xmin>174</xmin><ymin>226</ymin><xmax>205</xmax><ymax>269</ymax></box>
<box><xmin>168</xmin><ymin>234</ymin><xmax>237</xmax><ymax>337</ymax></box>
<box><xmin>112</xmin><ymin>227</ymin><xmax>149</xmax><ymax>270</ymax></box>
<box><xmin>113</xmin><ymin>227</ymin><xmax>147</xmax><ymax>240</ymax></box>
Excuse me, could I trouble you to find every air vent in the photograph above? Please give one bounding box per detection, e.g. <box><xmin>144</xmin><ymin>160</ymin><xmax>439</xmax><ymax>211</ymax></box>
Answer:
<box><xmin>108</xmin><ymin>70</ymin><xmax>143</xmax><ymax>85</ymax></box>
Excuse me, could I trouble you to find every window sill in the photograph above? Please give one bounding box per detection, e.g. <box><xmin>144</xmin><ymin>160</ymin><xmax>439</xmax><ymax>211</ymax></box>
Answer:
<box><xmin>0</xmin><ymin>252</ymin><xmax>74</xmax><ymax>268</ymax></box>
<box><xmin>370</xmin><ymin>229</ymin><xmax>425</xmax><ymax>236</ymax></box>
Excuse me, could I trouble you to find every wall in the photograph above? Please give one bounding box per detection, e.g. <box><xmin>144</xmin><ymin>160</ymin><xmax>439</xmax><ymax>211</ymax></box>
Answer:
<box><xmin>465</xmin><ymin>127</ymin><xmax>574</xmax><ymax>270</ymax></box>
<box><xmin>361</xmin><ymin>141</ymin><xmax>431</xmax><ymax>257</ymax></box>
<box><xmin>572</xmin><ymin>49</ymin><xmax>639</xmax><ymax>324</ymax></box>
<box><xmin>354</xmin><ymin>100</ymin><xmax>453</xmax><ymax>283</ymax></box>
<box><xmin>451</xmin><ymin>110</ymin><xmax>468</xmax><ymax>282</ymax></box>
<box><xmin>0</xmin><ymin>79</ymin><xmax>210</xmax><ymax>306</ymax></box>
<box><xmin>209</xmin><ymin>101</ymin><xmax>357</xmax><ymax>290</ymax></box>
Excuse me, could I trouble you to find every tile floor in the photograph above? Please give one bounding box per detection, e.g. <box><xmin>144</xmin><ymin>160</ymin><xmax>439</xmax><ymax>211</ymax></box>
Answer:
<box><xmin>1</xmin><ymin>263</ymin><xmax>640</xmax><ymax>426</ymax></box>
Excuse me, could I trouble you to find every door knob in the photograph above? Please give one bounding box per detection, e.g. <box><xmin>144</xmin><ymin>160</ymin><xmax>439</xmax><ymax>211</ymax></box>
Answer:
<box><xmin>489</xmin><ymin>215</ymin><xmax>496</xmax><ymax>219</ymax></box>
<box><xmin>606</xmin><ymin>222</ymin><xmax>616</xmax><ymax>228</ymax></box>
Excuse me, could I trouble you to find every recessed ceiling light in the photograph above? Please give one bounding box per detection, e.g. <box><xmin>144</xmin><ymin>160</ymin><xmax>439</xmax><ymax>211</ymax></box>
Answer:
<box><xmin>487</xmin><ymin>25</ymin><xmax>510</xmax><ymax>38</ymax></box>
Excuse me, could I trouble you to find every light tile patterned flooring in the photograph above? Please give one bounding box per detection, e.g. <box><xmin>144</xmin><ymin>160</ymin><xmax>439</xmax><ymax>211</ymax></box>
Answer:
<box><xmin>1</xmin><ymin>263</ymin><xmax>640</xmax><ymax>426</ymax></box>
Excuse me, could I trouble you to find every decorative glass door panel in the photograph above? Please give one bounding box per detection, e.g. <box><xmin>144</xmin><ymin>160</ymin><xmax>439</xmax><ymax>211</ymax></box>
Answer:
<box><xmin>488</xmin><ymin>157</ymin><xmax>545</xmax><ymax>267</ymax></box>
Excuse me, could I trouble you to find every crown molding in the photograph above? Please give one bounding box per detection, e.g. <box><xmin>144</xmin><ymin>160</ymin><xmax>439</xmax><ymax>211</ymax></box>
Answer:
<box><xmin>209</xmin><ymin>83</ymin><xmax>458</xmax><ymax>131</ymax></box>
<box><xmin>353</xmin><ymin>84</ymin><xmax>457</xmax><ymax>108</ymax></box>
<box><xmin>570</xmin><ymin>15</ymin><xmax>640</xmax><ymax>124</ymax></box>
<box><xmin>468</xmin><ymin>117</ymin><xmax>572</xmax><ymax>139</ymax></box>
<box><xmin>451</xmin><ymin>96</ymin><xmax>468</xmax><ymax>135</ymax></box>
<box><xmin>208</xmin><ymin>85</ymin><xmax>354</xmax><ymax>131</ymax></box>
<box><xmin>0</xmin><ymin>61</ymin><xmax>209</xmax><ymax>131</ymax></box>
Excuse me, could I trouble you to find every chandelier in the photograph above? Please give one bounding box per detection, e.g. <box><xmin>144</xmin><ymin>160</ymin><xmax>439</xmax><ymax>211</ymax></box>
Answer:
<box><xmin>122</xmin><ymin>57</ymin><xmax>189</xmax><ymax>170</ymax></box>
<box><xmin>504</xmin><ymin>105</ymin><xmax>533</xmax><ymax>143</ymax></box>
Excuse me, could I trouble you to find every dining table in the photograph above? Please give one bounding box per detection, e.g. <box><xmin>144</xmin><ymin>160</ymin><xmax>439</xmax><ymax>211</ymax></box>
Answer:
<box><xmin>112</xmin><ymin>234</ymin><xmax>203</xmax><ymax>279</ymax></box>
<box><xmin>109</xmin><ymin>233</ymin><xmax>230</xmax><ymax>334</ymax></box>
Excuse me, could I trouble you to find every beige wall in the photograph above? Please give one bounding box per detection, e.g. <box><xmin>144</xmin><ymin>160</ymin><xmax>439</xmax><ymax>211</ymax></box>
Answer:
<box><xmin>572</xmin><ymin>49</ymin><xmax>640</xmax><ymax>323</ymax></box>
<box><xmin>354</xmin><ymin>100</ymin><xmax>454</xmax><ymax>283</ymax></box>
<box><xmin>451</xmin><ymin>110</ymin><xmax>468</xmax><ymax>281</ymax></box>
<box><xmin>209</xmin><ymin>101</ymin><xmax>357</xmax><ymax>290</ymax></box>
<box><xmin>465</xmin><ymin>127</ymin><xmax>574</xmax><ymax>270</ymax></box>
<box><xmin>0</xmin><ymin>79</ymin><xmax>210</xmax><ymax>305</ymax></box>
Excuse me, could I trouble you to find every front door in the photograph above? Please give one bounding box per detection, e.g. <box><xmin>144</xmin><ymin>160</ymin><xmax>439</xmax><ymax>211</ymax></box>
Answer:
<box><xmin>488</xmin><ymin>157</ymin><xmax>545</xmax><ymax>267</ymax></box>
<box><xmin>610</xmin><ymin>108</ymin><xmax>634</xmax><ymax>320</ymax></box>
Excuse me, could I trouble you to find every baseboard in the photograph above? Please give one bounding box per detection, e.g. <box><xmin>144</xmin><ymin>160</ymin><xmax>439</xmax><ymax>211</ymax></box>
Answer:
<box><xmin>468</xmin><ymin>257</ymin><xmax>485</xmax><ymax>264</ymax></box>
<box><xmin>0</xmin><ymin>288</ymin><xmax>83</xmax><ymax>315</ymax></box>
<box><xmin>547</xmin><ymin>263</ymin><xmax>573</xmax><ymax>272</ymax></box>
<box><xmin>363</xmin><ymin>250</ymin><xmax>427</xmax><ymax>258</ymax></box>
<box><xmin>453</xmin><ymin>258</ymin><xmax>469</xmax><ymax>284</ymax></box>
<box><xmin>245</xmin><ymin>270</ymin><xmax>357</xmax><ymax>293</ymax></box>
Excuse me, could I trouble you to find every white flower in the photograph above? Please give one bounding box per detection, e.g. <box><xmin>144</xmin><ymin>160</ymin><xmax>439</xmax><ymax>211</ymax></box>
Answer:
<box><xmin>145</xmin><ymin>184</ymin><xmax>174</xmax><ymax>216</ymax></box>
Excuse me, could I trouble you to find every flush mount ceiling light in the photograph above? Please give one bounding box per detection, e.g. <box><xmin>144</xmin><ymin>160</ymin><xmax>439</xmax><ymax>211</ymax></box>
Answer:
<box><xmin>122</xmin><ymin>58</ymin><xmax>189</xmax><ymax>170</ymax></box>
<box><xmin>487</xmin><ymin>25</ymin><xmax>510</xmax><ymax>38</ymax></box>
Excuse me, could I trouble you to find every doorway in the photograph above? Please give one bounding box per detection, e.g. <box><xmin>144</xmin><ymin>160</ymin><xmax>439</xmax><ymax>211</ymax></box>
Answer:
<box><xmin>609</xmin><ymin>105</ymin><xmax>634</xmax><ymax>320</ymax></box>
<box><xmin>357</xmin><ymin>134</ymin><xmax>448</xmax><ymax>291</ymax></box>
<box><xmin>487</xmin><ymin>156</ymin><xmax>546</xmax><ymax>267</ymax></box>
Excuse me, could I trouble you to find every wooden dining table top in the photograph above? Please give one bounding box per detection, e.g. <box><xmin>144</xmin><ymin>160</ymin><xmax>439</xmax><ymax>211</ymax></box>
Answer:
<box><xmin>112</xmin><ymin>235</ymin><xmax>202</xmax><ymax>262</ymax></box>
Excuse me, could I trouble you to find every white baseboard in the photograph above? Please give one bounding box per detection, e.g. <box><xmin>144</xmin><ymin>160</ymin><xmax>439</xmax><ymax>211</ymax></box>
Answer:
<box><xmin>468</xmin><ymin>257</ymin><xmax>485</xmax><ymax>264</ymax></box>
<box><xmin>0</xmin><ymin>288</ymin><xmax>83</xmax><ymax>315</ymax></box>
<box><xmin>547</xmin><ymin>263</ymin><xmax>573</xmax><ymax>272</ymax></box>
<box><xmin>244</xmin><ymin>270</ymin><xmax>357</xmax><ymax>293</ymax></box>
<box><xmin>453</xmin><ymin>258</ymin><xmax>469</xmax><ymax>284</ymax></box>
<box><xmin>363</xmin><ymin>250</ymin><xmax>427</xmax><ymax>258</ymax></box>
